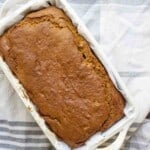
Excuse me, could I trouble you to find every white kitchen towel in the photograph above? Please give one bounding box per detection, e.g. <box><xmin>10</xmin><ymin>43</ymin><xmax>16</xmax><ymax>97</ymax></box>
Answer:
<box><xmin>0</xmin><ymin>0</ymin><xmax>150</xmax><ymax>150</ymax></box>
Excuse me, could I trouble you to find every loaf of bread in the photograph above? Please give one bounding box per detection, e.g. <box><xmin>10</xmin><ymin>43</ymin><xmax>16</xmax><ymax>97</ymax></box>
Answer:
<box><xmin>0</xmin><ymin>6</ymin><xmax>125</xmax><ymax>148</ymax></box>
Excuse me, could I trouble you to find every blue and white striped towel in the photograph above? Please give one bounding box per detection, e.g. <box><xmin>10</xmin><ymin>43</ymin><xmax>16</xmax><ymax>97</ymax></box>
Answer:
<box><xmin>0</xmin><ymin>0</ymin><xmax>150</xmax><ymax>149</ymax></box>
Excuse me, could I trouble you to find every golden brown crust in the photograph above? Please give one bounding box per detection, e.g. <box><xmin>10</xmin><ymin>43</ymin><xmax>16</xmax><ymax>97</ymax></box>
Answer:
<box><xmin>0</xmin><ymin>6</ymin><xmax>125</xmax><ymax>148</ymax></box>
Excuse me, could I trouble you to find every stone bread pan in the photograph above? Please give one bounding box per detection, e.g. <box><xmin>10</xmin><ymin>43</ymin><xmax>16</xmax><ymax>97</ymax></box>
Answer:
<box><xmin>0</xmin><ymin>0</ymin><xmax>138</xmax><ymax>150</ymax></box>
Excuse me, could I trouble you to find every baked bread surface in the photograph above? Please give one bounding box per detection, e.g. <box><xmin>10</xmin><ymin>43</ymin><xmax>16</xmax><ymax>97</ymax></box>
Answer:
<box><xmin>0</xmin><ymin>6</ymin><xmax>125</xmax><ymax>148</ymax></box>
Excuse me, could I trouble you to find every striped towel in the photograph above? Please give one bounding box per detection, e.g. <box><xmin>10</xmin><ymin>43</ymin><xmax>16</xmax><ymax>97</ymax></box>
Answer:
<box><xmin>0</xmin><ymin>0</ymin><xmax>150</xmax><ymax>149</ymax></box>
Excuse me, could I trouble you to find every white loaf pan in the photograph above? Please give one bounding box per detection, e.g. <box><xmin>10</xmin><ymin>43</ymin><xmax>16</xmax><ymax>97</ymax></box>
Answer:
<box><xmin>0</xmin><ymin>0</ymin><xmax>138</xmax><ymax>150</ymax></box>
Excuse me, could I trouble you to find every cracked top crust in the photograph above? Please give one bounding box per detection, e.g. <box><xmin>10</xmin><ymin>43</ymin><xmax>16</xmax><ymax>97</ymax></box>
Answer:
<box><xmin>0</xmin><ymin>6</ymin><xmax>125</xmax><ymax>148</ymax></box>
